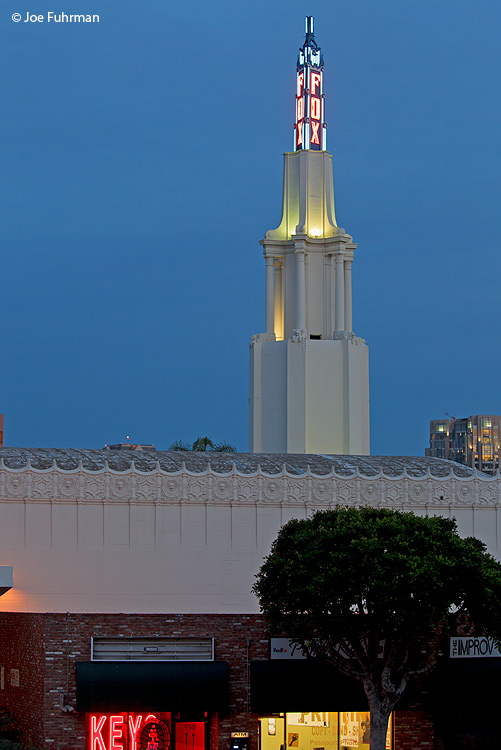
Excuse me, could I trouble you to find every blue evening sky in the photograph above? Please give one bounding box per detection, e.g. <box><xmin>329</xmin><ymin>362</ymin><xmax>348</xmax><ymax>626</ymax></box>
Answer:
<box><xmin>1</xmin><ymin>0</ymin><xmax>500</xmax><ymax>455</ymax></box>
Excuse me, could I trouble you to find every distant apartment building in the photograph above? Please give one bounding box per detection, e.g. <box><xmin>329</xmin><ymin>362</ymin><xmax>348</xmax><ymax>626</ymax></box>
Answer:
<box><xmin>427</xmin><ymin>415</ymin><xmax>501</xmax><ymax>474</ymax></box>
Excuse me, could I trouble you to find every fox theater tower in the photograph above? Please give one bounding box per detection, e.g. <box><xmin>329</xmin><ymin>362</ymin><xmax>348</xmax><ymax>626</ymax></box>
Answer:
<box><xmin>249</xmin><ymin>17</ymin><xmax>370</xmax><ymax>455</ymax></box>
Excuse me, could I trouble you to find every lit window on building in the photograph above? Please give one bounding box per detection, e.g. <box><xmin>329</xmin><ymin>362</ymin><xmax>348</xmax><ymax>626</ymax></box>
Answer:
<box><xmin>259</xmin><ymin>712</ymin><xmax>392</xmax><ymax>750</ymax></box>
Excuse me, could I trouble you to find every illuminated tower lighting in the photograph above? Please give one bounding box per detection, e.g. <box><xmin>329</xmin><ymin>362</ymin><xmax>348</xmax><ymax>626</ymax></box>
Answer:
<box><xmin>249</xmin><ymin>18</ymin><xmax>370</xmax><ymax>455</ymax></box>
<box><xmin>295</xmin><ymin>16</ymin><xmax>326</xmax><ymax>152</ymax></box>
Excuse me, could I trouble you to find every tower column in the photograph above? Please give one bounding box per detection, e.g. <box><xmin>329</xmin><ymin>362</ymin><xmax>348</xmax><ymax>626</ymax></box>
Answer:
<box><xmin>335</xmin><ymin>254</ymin><xmax>345</xmax><ymax>331</ymax></box>
<box><xmin>324</xmin><ymin>253</ymin><xmax>332</xmax><ymax>339</ymax></box>
<box><xmin>249</xmin><ymin>18</ymin><xmax>369</xmax><ymax>456</ymax></box>
<box><xmin>331</xmin><ymin>254</ymin><xmax>336</xmax><ymax>334</ymax></box>
<box><xmin>344</xmin><ymin>257</ymin><xmax>353</xmax><ymax>332</ymax></box>
<box><xmin>295</xmin><ymin>248</ymin><xmax>306</xmax><ymax>331</ymax></box>
<box><xmin>265</xmin><ymin>256</ymin><xmax>275</xmax><ymax>334</ymax></box>
<box><xmin>274</xmin><ymin>259</ymin><xmax>284</xmax><ymax>340</ymax></box>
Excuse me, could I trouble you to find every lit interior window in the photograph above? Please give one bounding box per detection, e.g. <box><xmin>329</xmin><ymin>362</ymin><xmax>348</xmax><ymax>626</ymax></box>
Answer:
<box><xmin>259</xmin><ymin>712</ymin><xmax>392</xmax><ymax>750</ymax></box>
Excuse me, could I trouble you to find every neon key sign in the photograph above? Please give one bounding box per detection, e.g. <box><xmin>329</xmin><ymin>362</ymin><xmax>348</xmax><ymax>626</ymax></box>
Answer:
<box><xmin>294</xmin><ymin>16</ymin><xmax>326</xmax><ymax>152</ymax></box>
<box><xmin>89</xmin><ymin>713</ymin><xmax>171</xmax><ymax>750</ymax></box>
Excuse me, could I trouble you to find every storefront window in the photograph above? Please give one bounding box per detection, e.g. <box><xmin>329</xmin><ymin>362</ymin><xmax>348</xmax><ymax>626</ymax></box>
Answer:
<box><xmin>260</xmin><ymin>716</ymin><xmax>284</xmax><ymax>750</ymax></box>
<box><xmin>259</xmin><ymin>712</ymin><xmax>392</xmax><ymax>750</ymax></box>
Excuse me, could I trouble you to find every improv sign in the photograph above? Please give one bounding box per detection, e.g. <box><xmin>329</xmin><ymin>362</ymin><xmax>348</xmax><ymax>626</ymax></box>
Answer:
<box><xmin>450</xmin><ymin>637</ymin><xmax>501</xmax><ymax>658</ymax></box>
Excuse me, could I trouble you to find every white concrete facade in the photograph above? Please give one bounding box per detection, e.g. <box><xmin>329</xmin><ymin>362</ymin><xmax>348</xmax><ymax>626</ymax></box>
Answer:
<box><xmin>249</xmin><ymin>150</ymin><xmax>370</xmax><ymax>454</ymax></box>
<box><xmin>1</xmin><ymin>457</ymin><xmax>500</xmax><ymax>615</ymax></box>
<box><xmin>249</xmin><ymin>336</ymin><xmax>369</xmax><ymax>454</ymax></box>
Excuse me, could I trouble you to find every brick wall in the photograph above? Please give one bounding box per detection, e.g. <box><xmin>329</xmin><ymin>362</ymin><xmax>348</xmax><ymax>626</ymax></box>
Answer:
<box><xmin>40</xmin><ymin>613</ymin><xmax>267</xmax><ymax>750</ymax></box>
<box><xmin>0</xmin><ymin>612</ymin><xmax>45</xmax><ymax>747</ymax></box>
<box><xmin>394</xmin><ymin>709</ymin><xmax>434</xmax><ymax>749</ymax></box>
<box><xmin>0</xmin><ymin>611</ymin><xmax>438</xmax><ymax>750</ymax></box>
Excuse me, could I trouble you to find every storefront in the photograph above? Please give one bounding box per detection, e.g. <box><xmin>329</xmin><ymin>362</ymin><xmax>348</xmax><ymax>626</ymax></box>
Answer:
<box><xmin>258</xmin><ymin>713</ymin><xmax>392</xmax><ymax>750</ymax></box>
<box><xmin>251</xmin><ymin>657</ymin><xmax>393</xmax><ymax>750</ymax></box>
<box><xmin>431</xmin><ymin>638</ymin><xmax>501</xmax><ymax>749</ymax></box>
<box><xmin>76</xmin><ymin>641</ymin><xmax>230</xmax><ymax>750</ymax></box>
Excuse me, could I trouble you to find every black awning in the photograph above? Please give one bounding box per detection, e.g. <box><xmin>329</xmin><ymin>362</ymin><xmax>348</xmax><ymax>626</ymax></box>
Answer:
<box><xmin>76</xmin><ymin>661</ymin><xmax>229</xmax><ymax>713</ymax></box>
<box><xmin>252</xmin><ymin>657</ymin><xmax>501</xmax><ymax>718</ymax></box>
<box><xmin>250</xmin><ymin>661</ymin><xmax>368</xmax><ymax>713</ymax></box>
<box><xmin>432</xmin><ymin>658</ymin><xmax>501</xmax><ymax>724</ymax></box>
<box><xmin>250</xmin><ymin>660</ymin><xmax>437</xmax><ymax>714</ymax></box>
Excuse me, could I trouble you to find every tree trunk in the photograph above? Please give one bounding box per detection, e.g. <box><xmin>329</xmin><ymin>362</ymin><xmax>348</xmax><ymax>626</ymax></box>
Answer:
<box><xmin>362</xmin><ymin>682</ymin><xmax>395</xmax><ymax>750</ymax></box>
<box><xmin>368</xmin><ymin>703</ymin><xmax>392</xmax><ymax>750</ymax></box>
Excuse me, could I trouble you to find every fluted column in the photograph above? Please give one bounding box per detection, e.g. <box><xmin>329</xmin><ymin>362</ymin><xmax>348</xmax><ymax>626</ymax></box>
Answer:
<box><xmin>324</xmin><ymin>253</ymin><xmax>332</xmax><ymax>339</ymax></box>
<box><xmin>335</xmin><ymin>254</ymin><xmax>345</xmax><ymax>331</ymax></box>
<box><xmin>274</xmin><ymin>259</ymin><xmax>284</xmax><ymax>340</ymax></box>
<box><xmin>295</xmin><ymin>249</ymin><xmax>306</xmax><ymax>331</ymax></box>
<box><xmin>331</xmin><ymin>254</ymin><xmax>336</xmax><ymax>333</ymax></box>
<box><xmin>265</xmin><ymin>256</ymin><xmax>275</xmax><ymax>333</ymax></box>
<box><xmin>344</xmin><ymin>257</ymin><xmax>353</xmax><ymax>332</ymax></box>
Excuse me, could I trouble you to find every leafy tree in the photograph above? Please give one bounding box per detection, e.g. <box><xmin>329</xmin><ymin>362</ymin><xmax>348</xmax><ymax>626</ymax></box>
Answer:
<box><xmin>211</xmin><ymin>441</ymin><xmax>237</xmax><ymax>453</ymax></box>
<box><xmin>253</xmin><ymin>507</ymin><xmax>501</xmax><ymax>750</ymax></box>
<box><xmin>191</xmin><ymin>436</ymin><xmax>217</xmax><ymax>452</ymax></box>
<box><xmin>169</xmin><ymin>439</ymin><xmax>192</xmax><ymax>451</ymax></box>
<box><xmin>169</xmin><ymin>436</ymin><xmax>236</xmax><ymax>453</ymax></box>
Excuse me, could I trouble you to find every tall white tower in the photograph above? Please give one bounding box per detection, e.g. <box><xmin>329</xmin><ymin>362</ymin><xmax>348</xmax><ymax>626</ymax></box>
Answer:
<box><xmin>249</xmin><ymin>17</ymin><xmax>370</xmax><ymax>455</ymax></box>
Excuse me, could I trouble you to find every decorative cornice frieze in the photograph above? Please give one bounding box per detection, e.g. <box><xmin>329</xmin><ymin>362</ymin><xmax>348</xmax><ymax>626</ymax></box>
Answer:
<box><xmin>0</xmin><ymin>464</ymin><xmax>499</xmax><ymax>507</ymax></box>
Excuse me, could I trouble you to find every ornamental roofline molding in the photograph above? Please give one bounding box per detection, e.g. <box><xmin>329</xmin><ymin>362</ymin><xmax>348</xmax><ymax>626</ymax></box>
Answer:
<box><xmin>0</xmin><ymin>458</ymin><xmax>496</xmax><ymax>481</ymax></box>
<box><xmin>0</xmin><ymin>449</ymin><xmax>485</xmax><ymax>477</ymax></box>
<box><xmin>0</xmin><ymin>455</ymin><xmax>500</xmax><ymax>507</ymax></box>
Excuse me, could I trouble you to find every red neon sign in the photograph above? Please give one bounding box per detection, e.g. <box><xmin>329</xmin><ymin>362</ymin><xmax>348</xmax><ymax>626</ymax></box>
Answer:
<box><xmin>311</xmin><ymin>72</ymin><xmax>321</xmax><ymax>95</ymax></box>
<box><xmin>109</xmin><ymin>716</ymin><xmax>124</xmax><ymax>750</ymax></box>
<box><xmin>294</xmin><ymin>19</ymin><xmax>325</xmax><ymax>151</ymax></box>
<box><xmin>91</xmin><ymin>715</ymin><xmax>107</xmax><ymax>750</ymax></box>
<box><xmin>88</xmin><ymin>713</ymin><xmax>172</xmax><ymax>750</ymax></box>
<box><xmin>297</xmin><ymin>72</ymin><xmax>304</xmax><ymax>96</ymax></box>
<box><xmin>296</xmin><ymin>121</ymin><xmax>303</xmax><ymax>147</ymax></box>
<box><xmin>129</xmin><ymin>715</ymin><xmax>143</xmax><ymax>750</ymax></box>
<box><xmin>295</xmin><ymin>67</ymin><xmax>324</xmax><ymax>151</ymax></box>
<box><xmin>311</xmin><ymin>121</ymin><xmax>320</xmax><ymax>145</ymax></box>
<box><xmin>310</xmin><ymin>96</ymin><xmax>321</xmax><ymax>121</ymax></box>
<box><xmin>297</xmin><ymin>97</ymin><xmax>304</xmax><ymax>121</ymax></box>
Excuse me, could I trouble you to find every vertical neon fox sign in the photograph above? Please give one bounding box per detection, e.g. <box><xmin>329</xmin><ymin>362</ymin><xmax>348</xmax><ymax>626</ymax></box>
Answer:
<box><xmin>295</xmin><ymin>16</ymin><xmax>326</xmax><ymax>151</ymax></box>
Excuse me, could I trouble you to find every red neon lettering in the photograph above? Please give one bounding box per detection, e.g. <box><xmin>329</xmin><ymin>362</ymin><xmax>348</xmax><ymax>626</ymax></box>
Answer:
<box><xmin>297</xmin><ymin>97</ymin><xmax>304</xmax><ymax>121</ymax></box>
<box><xmin>311</xmin><ymin>72</ymin><xmax>321</xmax><ymax>95</ymax></box>
<box><xmin>311</xmin><ymin>121</ymin><xmax>320</xmax><ymax>145</ymax></box>
<box><xmin>310</xmin><ymin>97</ymin><xmax>321</xmax><ymax>120</ymax></box>
<box><xmin>129</xmin><ymin>715</ymin><xmax>143</xmax><ymax>750</ymax></box>
<box><xmin>109</xmin><ymin>715</ymin><xmax>124</xmax><ymax>750</ymax></box>
<box><xmin>297</xmin><ymin>72</ymin><xmax>304</xmax><ymax>96</ymax></box>
<box><xmin>90</xmin><ymin>716</ymin><xmax>107</xmax><ymax>750</ymax></box>
<box><xmin>145</xmin><ymin>715</ymin><xmax>158</xmax><ymax>723</ymax></box>
<box><xmin>296</xmin><ymin>122</ymin><xmax>303</xmax><ymax>146</ymax></box>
